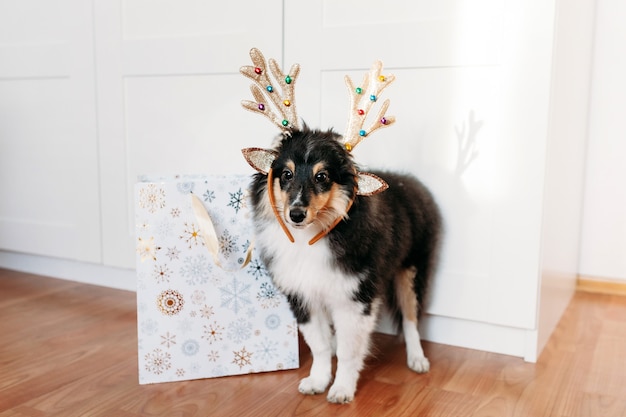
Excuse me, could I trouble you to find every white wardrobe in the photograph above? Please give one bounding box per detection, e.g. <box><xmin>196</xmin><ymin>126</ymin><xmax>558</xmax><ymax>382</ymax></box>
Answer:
<box><xmin>0</xmin><ymin>0</ymin><xmax>595</xmax><ymax>361</ymax></box>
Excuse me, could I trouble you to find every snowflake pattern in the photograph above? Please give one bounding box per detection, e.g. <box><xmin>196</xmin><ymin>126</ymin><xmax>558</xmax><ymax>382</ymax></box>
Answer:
<box><xmin>190</xmin><ymin>290</ymin><xmax>206</xmax><ymax>305</ymax></box>
<box><xmin>265</xmin><ymin>314</ymin><xmax>281</xmax><ymax>330</ymax></box>
<box><xmin>139</xmin><ymin>184</ymin><xmax>166</xmax><ymax>214</ymax></box>
<box><xmin>180</xmin><ymin>222</ymin><xmax>203</xmax><ymax>248</ymax></box>
<box><xmin>227</xmin><ymin>188</ymin><xmax>244</xmax><ymax>213</ymax></box>
<box><xmin>202</xmin><ymin>322</ymin><xmax>224</xmax><ymax>344</ymax></box>
<box><xmin>247</xmin><ymin>258</ymin><xmax>268</xmax><ymax>280</ymax></box>
<box><xmin>232</xmin><ymin>347</ymin><xmax>253</xmax><ymax>369</ymax></box>
<box><xmin>137</xmin><ymin>237</ymin><xmax>159</xmax><ymax>262</ymax></box>
<box><xmin>257</xmin><ymin>282</ymin><xmax>281</xmax><ymax>309</ymax></box>
<box><xmin>218</xmin><ymin>230</ymin><xmax>238</xmax><ymax>259</ymax></box>
<box><xmin>199</xmin><ymin>305</ymin><xmax>214</xmax><ymax>319</ymax></box>
<box><xmin>137</xmin><ymin>176</ymin><xmax>298</xmax><ymax>383</ymax></box>
<box><xmin>181</xmin><ymin>339</ymin><xmax>200</xmax><ymax>356</ymax></box>
<box><xmin>220</xmin><ymin>278</ymin><xmax>252</xmax><ymax>314</ymax></box>
<box><xmin>255</xmin><ymin>337</ymin><xmax>279</xmax><ymax>364</ymax></box>
<box><xmin>177</xmin><ymin>182</ymin><xmax>194</xmax><ymax>194</ymax></box>
<box><xmin>180</xmin><ymin>255</ymin><xmax>210</xmax><ymax>286</ymax></box>
<box><xmin>161</xmin><ymin>332</ymin><xmax>176</xmax><ymax>348</ymax></box>
<box><xmin>227</xmin><ymin>317</ymin><xmax>253</xmax><ymax>344</ymax></box>
<box><xmin>165</xmin><ymin>246</ymin><xmax>180</xmax><ymax>261</ymax></box>
<box><xmin>203</xmin><ymin>189</ymin><xmax>216</xmax><ymax>202</ymax></box>
<box><xmin>153</xmin><ymin>263</ymin><xmax>171</xmax><ymax>283</ymax></box>
<box><xmin>145</xmin><ymin>348</ymin><xmax>171</xmax><ymax>375</ymax></box>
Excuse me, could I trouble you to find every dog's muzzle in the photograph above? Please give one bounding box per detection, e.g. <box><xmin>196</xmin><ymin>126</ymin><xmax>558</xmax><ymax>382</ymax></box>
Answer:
<box><xmin>288</xmin><ymin>207</ymin><xmax>307</xmax><ymax>224</ymax></box>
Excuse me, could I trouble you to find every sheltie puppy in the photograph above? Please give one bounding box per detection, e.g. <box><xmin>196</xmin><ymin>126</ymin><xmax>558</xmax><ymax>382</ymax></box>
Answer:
<box><xmin>248</xmin><ymin>126</ymin><xmax>442</xmax><ymax>404</ymax></box>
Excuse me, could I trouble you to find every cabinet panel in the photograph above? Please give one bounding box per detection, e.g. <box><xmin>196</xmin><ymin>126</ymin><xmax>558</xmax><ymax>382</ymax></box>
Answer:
<box><xmin>0</xmin><ymin>0</ymin><xmax>100</xmax><ymax>262</ymax></box>
<box><xmin>287</xmin><ymin>0</ymin><xmax>556</xmax><ymax>330</ymax></box>
<box><xmin>96</xmin><ymin>0</ymin><xmax>283</xmax><ymax>268</ymax></box>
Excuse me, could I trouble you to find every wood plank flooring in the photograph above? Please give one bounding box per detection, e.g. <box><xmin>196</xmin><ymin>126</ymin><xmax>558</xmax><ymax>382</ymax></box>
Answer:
<box><xmin>1</xmin><ymin>268</ymin><xmax>625</xmax><ymax>416</ymax></box>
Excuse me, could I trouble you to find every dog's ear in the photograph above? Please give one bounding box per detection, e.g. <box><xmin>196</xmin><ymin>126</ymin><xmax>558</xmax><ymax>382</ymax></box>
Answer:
<box><xmin>241</xmin><ymin>148</ymin><xmax>277</xmax><ymax>175</ymax></box>
<box><xmin>357</xmin><ymin>172</ymin><xmax>389</xmax><ymax>196</ymax></box>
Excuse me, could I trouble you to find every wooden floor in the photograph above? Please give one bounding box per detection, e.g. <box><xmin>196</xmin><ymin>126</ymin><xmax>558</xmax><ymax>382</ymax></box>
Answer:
<box><xmin>1</xmin><ymin>269</ymin><xmax>625</xmax><ymax>417</ymax></box>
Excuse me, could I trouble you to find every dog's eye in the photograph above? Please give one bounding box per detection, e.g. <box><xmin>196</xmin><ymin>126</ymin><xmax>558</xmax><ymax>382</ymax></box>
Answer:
<box><xmin>314</xmin><ymin>172</ymin><xmax>328</xmax><ymax>183</ymax></box>
<box><xmin>281</xmin><ymin>169</ymin><xmax>293</xmax><ymax>182</ymax></box>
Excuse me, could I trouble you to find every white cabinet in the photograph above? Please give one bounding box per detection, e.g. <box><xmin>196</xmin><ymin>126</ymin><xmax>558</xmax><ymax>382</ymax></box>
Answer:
<box><xmin>0</xmin><ymin>0</ymin><xmax>101</xmax><ymax>262</ymax></box>
<box><xmin>0</xmin><ymin>0</ymin><xmax>594</xmax><ymax>360</ymax></box>
<box><xmin>284</xmin><ymin>0</ymin><xmax>594</xmax><ymax>360</ymax></box>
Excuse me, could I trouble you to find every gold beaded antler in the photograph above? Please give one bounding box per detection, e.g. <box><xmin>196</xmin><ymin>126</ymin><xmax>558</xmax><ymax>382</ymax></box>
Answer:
<box><xmin>343</xmin><ymin>61</ymin><xmax>396</xmax><ymax>152</ymax></box>
<box><xmin>240</xmin><ymin>48</ymin><xmax>301</xmax><ymax>131</ymax></box>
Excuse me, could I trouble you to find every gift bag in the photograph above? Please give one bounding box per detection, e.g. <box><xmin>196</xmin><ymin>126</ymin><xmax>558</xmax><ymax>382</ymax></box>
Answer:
<box><xmin>135</xmin><ymin>174</ymin><xmax>299</xmax><ymax>384</ymax></box>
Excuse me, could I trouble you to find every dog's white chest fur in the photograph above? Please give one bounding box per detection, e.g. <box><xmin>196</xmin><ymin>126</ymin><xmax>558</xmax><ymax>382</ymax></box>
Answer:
<box><xmin>257</xmin><ymin>223</ymin><xmax>360</xmax><ymax>309</ymax></box>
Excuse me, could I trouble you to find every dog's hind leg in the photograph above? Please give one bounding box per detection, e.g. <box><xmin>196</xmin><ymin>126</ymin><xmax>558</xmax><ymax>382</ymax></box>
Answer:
<box><xmin>396</xmin><ymin>266</ymin><xmax>430</xmax><ymax>373</ymax></box>
<box><xmin>298</xmin><ymin>310</ymin><xmax>334</xmax><ymax>395</ymax></box>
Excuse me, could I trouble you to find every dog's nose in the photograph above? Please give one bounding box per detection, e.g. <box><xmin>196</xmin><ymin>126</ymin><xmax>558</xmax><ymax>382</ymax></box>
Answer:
<box><xmin>289</xmin><ymin>208</ymin><xmax>307</xmax><ymax>224</ymax></box>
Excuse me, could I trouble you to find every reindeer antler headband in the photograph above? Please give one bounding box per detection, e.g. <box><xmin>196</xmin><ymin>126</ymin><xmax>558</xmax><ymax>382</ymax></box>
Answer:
<box><xmin>241</xmin><ymin>48</ymin><xmax>396</xmax><ymax>244</ymax></box>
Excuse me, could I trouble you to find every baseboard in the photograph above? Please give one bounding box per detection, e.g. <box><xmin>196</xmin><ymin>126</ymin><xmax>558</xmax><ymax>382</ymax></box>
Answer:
<box><xmin>577</xmin><ymin>275</ymin><xmax>626</xmax><ymax>296</ymax></box>
<box><xmin>0</xmin><ymin>250</ymin><xmax>136</xmax><ymax>292</ymax></box>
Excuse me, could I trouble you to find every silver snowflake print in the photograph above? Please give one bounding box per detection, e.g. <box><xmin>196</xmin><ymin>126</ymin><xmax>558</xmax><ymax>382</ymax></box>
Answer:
<box><xmin>227</xmin><ymin>317</ymin><xmax>253</xmax><ymax>344</ymax></box>
<box><xmin>257</xmin><ymin>282</ymin><xmax>280</xmax><ymax>308</ymax></box>
<box><xmin>218</xmin><ymin>230</ymin><xmax>238</xmax><ymax>259</ymax></box>
<box><xmin>219</xmin><ymin>277</ymin><xmax>252</xmax><ymax>314</ymax></box>
<box><xmin>177</xmin><ymin>182</ymin><xmax>194</xmax><ymax>194</ymax></box>
<box><xmin>254</xmin><ymin>337</ymin><xmax>279</xmax><ymax>364</ymax></box>
<box><xmin>166</xmin><ymin>246</ymin><xmax>180</xmax><ymax>261</ymax></box>
<box><xmin>203</xmin><ymin>189</ymin><xmax>216</xmax><ymax>203</ymax></box>
<box><xmin>247</xmin><ymin>258</ymin><xmax>268</xmax><ymax>280</ymax></box>
<box><xmin>140</xmin><ymin>319</ymin><xmax>159</xmax><ymax>336</ymax></box>
<box><xmin>180</xmin><ymin>255</ymin><xmax>211</xmax><ymax>286</ymax></box>
<box><xmin>285</xmin><ymin>351</ymin><xmax>299</xmax><ymax>368</ymax></box>
<box><xmin>181</xmin><ymin>339</ymin><xmax>200</xmax><ymax>356</ymax></box>
<box><xmin>227</xmin><ymin>188</ymin><xmax>244</xmax><ymax>213</ymax></box>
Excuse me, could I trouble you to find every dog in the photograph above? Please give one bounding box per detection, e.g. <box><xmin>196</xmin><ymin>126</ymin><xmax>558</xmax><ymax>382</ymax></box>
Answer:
<box><xmin>247</xmin><ymin>126</ymin><xmax>443</xmax><ymax>403</ymax></box>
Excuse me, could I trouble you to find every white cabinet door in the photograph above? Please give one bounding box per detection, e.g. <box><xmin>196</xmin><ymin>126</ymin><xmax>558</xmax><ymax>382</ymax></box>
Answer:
<box><xmin>95</xmin><ymin>0</ymin><xmax>284</xmax><ymax>268</ymax></box>
<box><xmin>284</xmin><ymin>0</ymin><xmax>557</xmax><ymax>332</ymax></box>
<box><xmin>0</xmin><ymin>0</ymin><xmax>101</xmax><ymax>262</ymax></box>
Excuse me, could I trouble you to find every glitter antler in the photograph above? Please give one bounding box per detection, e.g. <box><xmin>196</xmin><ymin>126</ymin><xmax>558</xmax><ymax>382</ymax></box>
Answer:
<box><xmin>240</xmin><ymin>48</ymin><xmax>301</xmax><ymax>131</ymax></box>
<box><xmin>343</xmin><ymin>61</ymin><xmax>396</xmax><ymax>152</ymax></box>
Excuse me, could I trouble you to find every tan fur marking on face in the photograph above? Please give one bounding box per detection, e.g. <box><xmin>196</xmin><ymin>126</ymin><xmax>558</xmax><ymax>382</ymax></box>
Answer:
<box><xmin>312</xmin><ymin>162</ymin><xmax>326</xmax><ymax>176</ymax></box>
<box><xmin>311</xmin><ymin>183</ymin><xmax>351</xmax><ymax>230</ymax></box>
<box><xmin>279</xmin><ymin>160</ymin><xmax>295</xmax><ymax>221</ymax></box>
<box><xmin>395</xmin><ymin>266</ymin><xmax>418</xmax><ymax>323</ymax></box>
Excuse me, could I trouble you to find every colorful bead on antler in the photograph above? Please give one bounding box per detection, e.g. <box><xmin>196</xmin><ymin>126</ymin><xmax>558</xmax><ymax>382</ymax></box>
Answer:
<box><xmin>240</xmin><ymin>48</ymin><xmax>301</xmax><ymax>131</ymax></box>
<box><xmin>343</xmin><ymin>61</ymin><xmax>396</xmax><ymax>152</ymax></box>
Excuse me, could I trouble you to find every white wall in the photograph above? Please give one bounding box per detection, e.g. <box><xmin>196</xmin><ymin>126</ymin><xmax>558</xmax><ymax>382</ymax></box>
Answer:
<box><xmin>579</xmin><ymin>0</ymin><xmax>626</xmax><ymax>282</ymax></box>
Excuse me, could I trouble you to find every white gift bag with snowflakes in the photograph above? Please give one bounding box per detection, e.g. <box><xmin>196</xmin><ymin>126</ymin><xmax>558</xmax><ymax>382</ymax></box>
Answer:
<box><xmin>135</xmin><ymin>174</ymin><xmax>299</xmax><ymax>384</ymax></box>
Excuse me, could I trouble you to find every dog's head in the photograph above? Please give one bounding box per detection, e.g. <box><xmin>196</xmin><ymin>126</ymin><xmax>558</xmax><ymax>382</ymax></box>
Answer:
<box><xmin>271</xmin><ymin>127</ymin><xmax>357</xmax><ymax>230</ymax></box>
<box><xmin>240</xmin><ymin>48</ymin><xmax>393</xmax><ymax>243</ymax></box>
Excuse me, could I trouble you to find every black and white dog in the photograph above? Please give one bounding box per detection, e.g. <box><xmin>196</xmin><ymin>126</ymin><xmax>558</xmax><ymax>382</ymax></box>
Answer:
<box><xmin>246</xmin><ymin>127</ymin><xmax>442</xmax><ymax>403</ymax></box>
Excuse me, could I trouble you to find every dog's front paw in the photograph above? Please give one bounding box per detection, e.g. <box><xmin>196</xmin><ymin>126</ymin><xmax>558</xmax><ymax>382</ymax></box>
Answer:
<box><xmin>408</xmin><ymin>355</ymin><xmax>430</xmax><ymax>373</ymax></box>
<box><xmin>298</xmin><ymin>375</ymin><xmax>330</xmax><ymax>395</ymax></box>
<box><xmin>326</xmin><ymin>384</ymin><xmax>355</xmax><ymax>404</ymax></box>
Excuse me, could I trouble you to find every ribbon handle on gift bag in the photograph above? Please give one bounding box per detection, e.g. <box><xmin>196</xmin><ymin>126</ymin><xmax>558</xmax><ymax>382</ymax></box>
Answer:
<box><xmin>190</xmin><ymin>193</ymin><xmax>254</xmax><ymax>271</ymax></box>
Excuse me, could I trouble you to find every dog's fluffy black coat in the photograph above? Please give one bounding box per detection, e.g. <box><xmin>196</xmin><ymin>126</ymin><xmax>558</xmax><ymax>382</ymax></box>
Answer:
<box><xmin>249</xmin><ymin>127</ymin><xmax>442</xmax><ymax>403</ymax></box>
